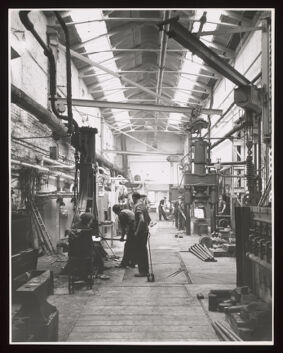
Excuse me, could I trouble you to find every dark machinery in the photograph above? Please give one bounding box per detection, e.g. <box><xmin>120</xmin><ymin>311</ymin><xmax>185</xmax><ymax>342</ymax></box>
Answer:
<box><xmin>14</xmin><ymin>11</ymin><xmax>104</xmax><ymax>338</ymax></box>
<box><xmin>158</xmin><ymin>16</ymin><xmax>271</xmax><ymax>234</ymax></box>
<box><xmin>183</xmin><ymin>119</ymin><xmax>218</xmax><ymax>235</ymax></box>
<box><xmin>11</xmin><ymin>11</ymin><xmax>76</xmax><ymax>342</ymax></box>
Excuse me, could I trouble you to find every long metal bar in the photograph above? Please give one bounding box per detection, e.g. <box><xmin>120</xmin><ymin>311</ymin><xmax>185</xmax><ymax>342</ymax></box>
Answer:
<box><xmin>82</xmin><ymin>48</ymin><xmax>193</xmax><ymax>55</ymax></box>
<box><xmin>63</xmin><ymin>17</ymin><xmax>244</xmax><ymax>26</ymax></box>
<box><xmin>63</xmin><ymin>17</ymin><xmax>193</xmax><ymax>26</ymax></box>
<box><xmin>80</xmin><ymin>70</ymin><xmax>216</xmax><ymax>79</ymax></box>
<box><xmin>120</xmin><ymin>130</ymin><xmax>185</xmax><ymax>134</ymax></box>
<box><xmin>164</xmin><ymin>21</ymin><xmax>252</xmax><ymax>87</ymax></box>
<box><xmin>89</xmin><ymin>86</ymin><xmax>208</xmax><ymax>94</ymax></box>
<box><xmin>104</xmin><ymin>150</ymin><xmax>182</xmax><ymax>155</ymax></box>
<box><xmin>56</xmin><ymin>97</ymin><xmax>222</xmax><ymax>115</ymax></box>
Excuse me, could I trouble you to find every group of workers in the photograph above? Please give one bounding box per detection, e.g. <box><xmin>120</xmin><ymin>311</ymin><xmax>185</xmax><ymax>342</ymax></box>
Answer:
<box><xmin>66</xmin><ymin>191</ymin><xmax>152</xmax><ymax>280</ymax></box>
<box><xmin>66</xmin><ymin>191</ymin><xmax>231</xmax><ymax>283</ymax></box>
<box><xmin>113</xmin><ymin>191</ymin><xmax>151</xmax><ymax>277</ymax></box>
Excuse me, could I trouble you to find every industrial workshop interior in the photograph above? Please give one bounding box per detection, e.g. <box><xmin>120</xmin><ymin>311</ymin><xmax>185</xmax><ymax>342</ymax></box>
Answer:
<box><xmin>10</xmin><ymin>8</ymin><xmax>274</xmax><ymax>344</ymax></box>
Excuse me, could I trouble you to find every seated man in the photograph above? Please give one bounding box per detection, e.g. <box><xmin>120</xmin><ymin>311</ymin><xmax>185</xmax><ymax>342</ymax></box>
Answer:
<box><xmin>112</xmin><ymin>204</ymin><xmax>136</xmax><ymax>268</ymax></box>
<box><xmin>67</xmin><ymin>212</ymin><xmax>110</xmax><ymax>280</ymax></box>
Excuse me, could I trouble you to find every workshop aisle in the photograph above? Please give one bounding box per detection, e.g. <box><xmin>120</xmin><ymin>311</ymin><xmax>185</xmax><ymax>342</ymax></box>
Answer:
<box><xmin>66</xmin><ymin>220</ymin><xmax>234</xmax><ymax>343</ymax></box>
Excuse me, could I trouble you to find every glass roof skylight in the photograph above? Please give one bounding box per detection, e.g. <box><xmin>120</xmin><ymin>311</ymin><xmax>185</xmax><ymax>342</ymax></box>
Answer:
<box><xmin>168</xmin><ymin>9</ymin><xmax>222</xmax><ymax>126</ymax></box>
<box><xmin>71</xmin><ymin>10</ymin><xmax>131</xmax><ymax>128</ymax></box>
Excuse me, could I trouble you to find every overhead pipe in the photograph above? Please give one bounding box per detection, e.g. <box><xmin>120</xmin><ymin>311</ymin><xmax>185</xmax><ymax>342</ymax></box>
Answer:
<box><xmin>11</xmin><ymin>159</ymin><xmax>50</xmax><ymax>172</ymax></box>
<box><xmin>42</xmin><ymin>156</ymin><xmax>75</xmax><ymax>169</ymax></box>
<box><xmin>155</xmin><ymin>11</ymin><xmax>171</xmax><ymax>130</ymax></box>
<box><xmin>19</xmin><ymin>11</ymin><xmax>74</xmax><ymax>134</ymax></box>
<box><xmin>11</xmin><ymin>85</ymin><xmax>125</xmax><ymax>177</ymax></box>
<box><xmin>54</xmin><ymin>11</ymin><xmax>73</xmax><ymax>134</ymax></box>
<box><xmin>11</xmin><ymin>84</ymin><xmax>68</xmax><ymax>138</ymax></box>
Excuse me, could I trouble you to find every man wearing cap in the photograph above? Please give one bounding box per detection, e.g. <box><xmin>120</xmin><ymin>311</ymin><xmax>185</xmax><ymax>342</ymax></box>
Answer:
<box><xmin>132</xmin><ymin>192</ymin><xmax>151</xmax><ymax>277</ymax></box>
<box><xmin>112</xmin><ymin>204</ymin><xmax>136</xmax><ymax>268</ymax></box>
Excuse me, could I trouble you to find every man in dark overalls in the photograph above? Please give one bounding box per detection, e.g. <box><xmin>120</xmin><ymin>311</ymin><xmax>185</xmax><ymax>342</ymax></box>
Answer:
<box><xmin>112</xmin><ymin>204</ymin><xmax>136</xmax><ymax>268</ymax></box>
<box><xmin>132</xmin><ymin>192</ymin><xmax>151</xmax><ymax>277</ymax></box>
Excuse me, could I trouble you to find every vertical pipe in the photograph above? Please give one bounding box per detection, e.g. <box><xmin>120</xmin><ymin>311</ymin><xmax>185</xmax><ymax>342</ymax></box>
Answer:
<box><xmin>54</xmin><ymin>11</ymin><xmax>73</xmax><ymax>134</ymax></box>
<box><xmin>258</xmin><ymin>115</ymin><xmax>262</xmax><ymax>196</ymax></box>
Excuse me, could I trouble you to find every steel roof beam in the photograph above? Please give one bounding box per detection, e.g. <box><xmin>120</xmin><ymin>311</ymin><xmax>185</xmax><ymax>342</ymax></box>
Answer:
<box><xmin>164</xmin><ymin>21</ymin><xmax>251</xmax><ymax>87</ymax></box>
<box><xmin>103</xmin><ymin>150</ymin><xmax>182</xmax><ymax>155</ymax></box>
<box><xmin>64</xmin><ymin>44</ymin><xmax>214</xmax><ymax>112</ymax></box>
<box><xmin>83</xmin><ymin>48</ymin><xmax>194</xmax><ymax>55</ymax></box>
<box><xmin>120</xmin><ymin>129</ymin><xmax>185</xmax><ymax>134</ymax></box>
<box><xmin>63</xmin><ymin>17</ymin><xmax>193</xmax><ymax>26</ymax></box>
<box><xmin>56</xmin><ymin>97</ymin><xmax>222</xmax><ymax>115</ymax></box>
<box><xmin>80</xmin><ymin>70</ymin><xmax>217</xmax><ymax>80</ymax></box>
<box><xmin>89</xmin><ymin>86</ymin><xmax>208</xmax><ymax>94</ymax></box>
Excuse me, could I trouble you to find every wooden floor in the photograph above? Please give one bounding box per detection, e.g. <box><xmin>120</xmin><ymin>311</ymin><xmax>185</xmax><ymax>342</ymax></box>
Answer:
<box><xmin>64</xmin><ymin>219</ymin><xmax>236</xmax><ymax>343</ymax></box>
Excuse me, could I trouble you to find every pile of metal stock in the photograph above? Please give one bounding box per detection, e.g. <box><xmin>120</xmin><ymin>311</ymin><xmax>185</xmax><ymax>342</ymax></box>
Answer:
<box><xmin>189</xmin><ymin>243</ymin><xmax>217</xmax><ymax>262</ymax></box>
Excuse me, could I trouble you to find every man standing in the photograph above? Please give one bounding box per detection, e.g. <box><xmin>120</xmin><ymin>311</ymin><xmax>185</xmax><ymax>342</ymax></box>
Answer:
<box><xmin>174</xmin><ymin>196</ymin><xmax>182</xmax><ymax>229</ymax></box>
<box><xmin>132</xmin><ymin>192</ymin><xmax>151</xmax><ymax>277</ymax></box>
<box><xmin>178</xmin><ymin>198</ymin><xmax>186</xmax><ymax>231</ymax></box>
<box><xmin>112</xmin><ymin>204</ymin><xmax>136</xmax><ymax>268</ymax></box>
<box><xmin>158</xmin><ymin>199</ymin><xmax>168</xmax><ymax>221</ymax></box>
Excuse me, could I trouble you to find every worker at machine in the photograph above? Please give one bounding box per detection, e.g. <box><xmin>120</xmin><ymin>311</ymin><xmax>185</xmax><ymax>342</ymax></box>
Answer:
<box><xmin>112</xmin><ymin>204</ymin><xmax>137</xmax><ymax>269</ymax></box>
<box><xmin>66</xmin><ymin>213</ymin><xmax>110</xmax><ymax>280</ymax></box>
<box><xmin>218</xmin><ymin>194</ymin><xmax>229</xmax><ymax>215</ymax></box>
<box><xmin>158</xmin><ymin>199</ymin><xmax>168</xmax><ymax>221</ymax></box>
<box><xmin>132</xmin><ymin>192</ymin><xmax>151</xmax><ymax>277</ymax></box>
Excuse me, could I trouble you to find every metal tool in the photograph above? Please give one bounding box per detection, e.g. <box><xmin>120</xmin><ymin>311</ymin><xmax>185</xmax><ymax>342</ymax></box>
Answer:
<box><xmin>147</xmin><ymin>232</ymin><xmax>155</xmax><ymax>282</ymax></box>
<box><xmin>189</xmin><ymin>246</ymin><xmax>208</xmax><ymax>261</ymax></box>
<box><xmin>194</xmin><ymin>244</ymin><xmax>215</xmax><ymax>260</ymax></box>
<box><xmin>189</xmin><ymin>243</ymin><xmax>217</xmax><ymax>262</ymax></box>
